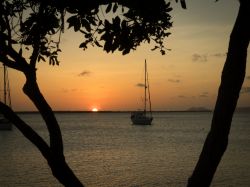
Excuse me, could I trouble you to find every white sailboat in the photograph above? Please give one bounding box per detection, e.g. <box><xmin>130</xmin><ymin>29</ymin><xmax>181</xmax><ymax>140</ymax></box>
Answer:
<box><xmin>131</xmin><ymin>59</ymin><xmax>153</xmax><ymax>125</ymax></box>
<box><xmin>0</xmin><ymin>64</ymin><xmax>12</xmax><ymax>130</ymax></box>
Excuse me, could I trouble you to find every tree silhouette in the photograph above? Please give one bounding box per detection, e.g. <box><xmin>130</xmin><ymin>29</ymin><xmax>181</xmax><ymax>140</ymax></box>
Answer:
<box><xmin>0</xmin><ymin>0</ymin><xmax>175</xmax><ymax>186</ymax></box>
<box><xmin>188</xmin><ymin>0</ymin><xmax>250</xmax><ymax>186</ymax></box>
<box><xmin>1</xmin><ymin>0</ymin><xmax>248</xmax><ymax>186</ymax></box>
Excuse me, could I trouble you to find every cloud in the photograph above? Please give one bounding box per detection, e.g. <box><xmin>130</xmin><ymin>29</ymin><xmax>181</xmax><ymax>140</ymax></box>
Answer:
<box><xmin>178</xmin><ymin>95</ymin><xmax>186</xmax><ymax>98</ymax></box>
<box><xmin>192</xmin><ymin>52</ymin><xmax>226</xmax><ymax>63</ymax></box>
<box><xmin>168</xmin><ymin>79</ymin><xmax>180</xmax><ymax>83</ymax></box>
<box><xmin>78</xmin><ymin>71</ymin><xmax>91</xmax><ymax>77</ymax></box>
<box><xmin>212</xmin><ymin>53</ymin><xmax>226</xmax><ymax>58</ymax></box>
<box><xmin>199</xmin><ymin>92</ymin><xmax>209</xmax><ymax>98</ymax></box>
<box><xmin>62</xmin><ymin>88</ymin><xmax>78</xmax><ymax>93</ymax></box>
<box><xmin>240</xmin><ymin>86</ymin><xmax>250</xmax><ymax>94</ymax></box>
<box><xmin>62</xmin><ymin>89</ymin><xmax>68</xmax><ymax>93</ymax></box>
<box><xmin>192</xmin><ymin>53</ymin><xmax>207</xmax><ymax>62</ymax></box>
<box><xmin>136</xmin><ymin>83</ymin><xmax>145</xmax><ymax>87</ymax></box>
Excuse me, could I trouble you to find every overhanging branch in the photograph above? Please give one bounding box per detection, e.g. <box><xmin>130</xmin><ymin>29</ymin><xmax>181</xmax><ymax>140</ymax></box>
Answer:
<box><xmin>0</xmin><ymin>102</ymin><xmax>50</xmax><ymax>159</ymax></box>
<box><xmin>0</xmin><ymin>56</ymin><xmax>25</xmax><ymax>72</ymax></box>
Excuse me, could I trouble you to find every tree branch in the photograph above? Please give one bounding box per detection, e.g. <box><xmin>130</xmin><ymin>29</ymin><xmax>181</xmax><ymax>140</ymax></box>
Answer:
<box><xmin>23</xmin><ymin>70</ymin><xmax>64</xmax><ymax>155</ymax></box>
<box><xmin>0</xmin><ymin>102</ymin><xmax>50</xmax><ymax>159</ymax></box>
<box><xmin>187</xmin><ymin>1</ymin><xmax>250</xmax><ymax>186</ymax></box>
<box><xmin>0</xmin><ymin>56</ymin><xmax>24</xmax><ymax>71</ymax></box>
<box><xmin>0</xmin><ymin>33</ymin><xmax>29</xmax><ymax>72</ymax></box>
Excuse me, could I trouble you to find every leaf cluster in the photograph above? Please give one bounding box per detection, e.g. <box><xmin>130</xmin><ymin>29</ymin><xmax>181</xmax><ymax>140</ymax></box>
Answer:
<box><xmin>1</xmin><ymin>0</ymin><xmax>175</xmax><ymax>68</ymax></box>
<box><xmin>67</xmin><ymin>0</ymin><xmax>173</xmax><ymax>55</ymax></box>
<box><xmin>1</xmin><ymin>0</ymin><xmax>63</xmax><ymax>67</ymax></box>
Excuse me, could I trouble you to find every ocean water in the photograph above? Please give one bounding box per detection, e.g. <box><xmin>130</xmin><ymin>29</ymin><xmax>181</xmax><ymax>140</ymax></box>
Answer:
<box><xmin>0</xmin><ymin>111</ymin><xmax>250</xmax><ymax>187</ymax></box>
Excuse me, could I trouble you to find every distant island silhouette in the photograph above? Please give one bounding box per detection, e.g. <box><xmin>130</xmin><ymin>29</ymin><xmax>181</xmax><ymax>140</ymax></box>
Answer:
<box><xmin>235</xmin><ymin>107</ymin><xmax>250</xmax><ymax>112</ymax></box>
<box><xmin>186</xmin><ymin>107</ymin><xmax>211</xmax><ymax>112</ymax></box>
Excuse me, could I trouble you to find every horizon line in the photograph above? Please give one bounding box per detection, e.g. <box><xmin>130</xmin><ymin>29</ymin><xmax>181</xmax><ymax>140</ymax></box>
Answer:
<box><xmin>15</xmin><ymin>110</ymin><xmax>213</xmax><ymax>113</ymax></box>
<box><xmin>13</xmin><ymin>106</ymin><xmax>250</xmax><ymax>113</ymax></box>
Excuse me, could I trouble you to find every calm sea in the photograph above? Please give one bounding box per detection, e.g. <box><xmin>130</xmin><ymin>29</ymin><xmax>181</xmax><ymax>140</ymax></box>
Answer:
<box><xmin>0</xmin><ymin>112</ymin><xmax>250</xmax><ymax>187</ymax></box>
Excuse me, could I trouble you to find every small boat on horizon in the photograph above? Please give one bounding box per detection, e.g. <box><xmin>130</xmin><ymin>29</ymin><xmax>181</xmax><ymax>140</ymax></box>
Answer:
<box><xmin>131</xmin><ymin>59</ymin><xmax>153</xmax><ymax>125</ymax></box>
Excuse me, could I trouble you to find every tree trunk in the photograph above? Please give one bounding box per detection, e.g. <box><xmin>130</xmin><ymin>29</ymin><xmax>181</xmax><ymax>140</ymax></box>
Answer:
<box><xmin>188</xmin><ymin>1</ymin><xmax>250</xmax><ymax>186</ymax></box>
<box><xmin>48</xmin><ymin>154</ymin><xmax>84</xmax><ymax>187</ymax></box>
<box><xmin>23</xmin><ymin>68</ymin><xmax>64</xmax><ymax>153</ymax></box>
<box><xmin>22</xmin><ymin>69</ymin><xmax>84</xmax><ymax>187</ymax></box>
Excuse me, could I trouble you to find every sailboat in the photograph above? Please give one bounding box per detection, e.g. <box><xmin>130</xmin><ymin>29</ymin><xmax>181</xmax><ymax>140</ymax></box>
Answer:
<box><xmin>131</xmin><ymin>59</ymin><xmax>153</xmax><ymax>125</ymax></box>
<box><xmin>0</xmin><ymin>64</ymin><xmax>12</xmax><ymax>130</ymax></box>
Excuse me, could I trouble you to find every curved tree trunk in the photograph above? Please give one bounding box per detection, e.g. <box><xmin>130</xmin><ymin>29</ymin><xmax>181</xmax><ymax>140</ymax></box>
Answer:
<box><xmin>0</xmin><ymin>102</ymin><xmax>84</xmax><ymax>186</ymax></box>
<box><xmin>47</xmin><ymin>154</ymin><xmax>84</xmax><ymax>187</ymax></box>
<box><xmin>1</xmin><ymin>18</ymin><xmax>84</xmax><ymax>186</ymax></box>
<box><xmin>21</xmin><ymin>69</ymin><xmax>84</xmax><ymax>187</ymax></box>
<box><xmin>188</xmin><ymin>1</ymin><xmax>250</xmax><ymax>186</ymax></box>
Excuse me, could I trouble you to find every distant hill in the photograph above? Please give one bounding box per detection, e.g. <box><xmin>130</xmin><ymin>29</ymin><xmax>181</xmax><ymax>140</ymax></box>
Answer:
<box><xmin>235</xmin><ymin>107</ymin><xmax>250</xmax><ymax>112</ymax></box>
<box><xmin>186</xmin><ymin>107</ymin><xmax>211</xmax><ymax>112</ymax></box>
<box><xmin>186</xmin><ymin>106</ymin><xmax>250</xmax><ymax>112</ymax></box>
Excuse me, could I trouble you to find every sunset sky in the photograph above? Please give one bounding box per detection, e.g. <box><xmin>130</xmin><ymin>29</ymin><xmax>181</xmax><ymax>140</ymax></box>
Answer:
<box><xmin>4</xmin><ymin>0</ymin><xmax>250</xmax><ymax>111</ymax></box>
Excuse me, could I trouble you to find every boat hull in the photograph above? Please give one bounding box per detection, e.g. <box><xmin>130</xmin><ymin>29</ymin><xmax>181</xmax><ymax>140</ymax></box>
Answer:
<box><xmin>131</xmin><ymin>117</ymin><xmax>153</xmax><ymax>125</ymax></box>
<box><xmin>131</xmin><ymin>112</ymin><xmax>153</xmax><ymax>125</ymax></box>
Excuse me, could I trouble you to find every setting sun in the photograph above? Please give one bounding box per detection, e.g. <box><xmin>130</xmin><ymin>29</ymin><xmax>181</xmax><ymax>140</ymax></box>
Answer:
<box><xmin>92</xmin><ymin>108</ymin><xmax>98</xmax><ymax>112</ymax></box>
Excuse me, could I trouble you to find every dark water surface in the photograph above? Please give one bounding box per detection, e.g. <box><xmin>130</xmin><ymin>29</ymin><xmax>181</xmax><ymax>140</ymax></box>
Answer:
<box><xmin>0</xmin><ymin>112</ymin><xmax>250</xmax><ymax>186</ymax></box>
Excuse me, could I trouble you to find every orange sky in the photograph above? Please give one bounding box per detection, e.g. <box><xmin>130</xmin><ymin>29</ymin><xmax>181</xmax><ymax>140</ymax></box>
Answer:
<box><xmin>3</xmin><ymin>0</ymin><xmax>250</xmax><ymax>111</ymax></box>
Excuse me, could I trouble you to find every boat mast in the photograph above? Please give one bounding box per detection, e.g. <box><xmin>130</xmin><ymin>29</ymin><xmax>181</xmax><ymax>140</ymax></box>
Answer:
<box><xmin>147</xmin><ymin>65</ymin><xmax>152</xmax><ymax>117</ymax></box>
<box><xmin>2</xmin><ymin>64</ymin><xmax>11</xmax><ymax>107</ymax></box>
<box><xmin>144</xmin><ymin>59</ymin><xmax>147</xmax><ymax>114</ymax></box>
<box><xmin>3</xmin><ymin>64</ymin><xmax>7</xmax><ymax>105</ymax></box>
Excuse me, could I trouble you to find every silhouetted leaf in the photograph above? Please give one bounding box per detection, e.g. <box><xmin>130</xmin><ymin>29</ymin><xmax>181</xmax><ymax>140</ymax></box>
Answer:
<box><xmin>164</xmin><ymin>32</ymin><xmax>171</xmax><ymax>37</ymax></box>
<box><xmin>85</xmin><ymin>33</ymin><xmax>92</xmax><ymax>38</ymax></box>
<box><xmin>98</xmin><ymin>20</ymin><xmax>103</xmax><ymax>26</ymax></box>
<box><xmin>151</xmin><ymin>46</ymin><xmax>159</xmax><ymax>51</ymax></box>
<box><xmin>104</xmin><ymin>20</ymin><xmax>111</xmax><ymax>28</ymax></box>
<box><xmin>49</xmin><ymin>57</ymin><xmax>53</xmax><ymax>65</ymax></box>
<box><xmin>175</xmin><ymin>0</ymin><xmax>187</xmax><ymax>9</ymax></box>
<box><xmin>67</xmin><ymin>15</ymin><xmax>77</xmax><ymax>29</ymax></box>
<box><xmin>122</xmin><ymin>48</ymin><xmax>130</xmax><ymax>55</ymax></box>
<box><xmin>111</xmin><ymin>38</ymin><xmax>119</xmax><ymax>52</ymax></box>
<box><xmin>38</xmin><ymin>55</ymin><xmax>45</xmax><ymax>62</ymax></box>
<box><xmin>49</xmin><ymin>28</ymin><xmax>56</xmax><ymax>35</ymax></box>
<box><xmin>82</xmin><ymin>19</ymin><xmax>91</xmax><ymax>32</ymax></box>
<box><xmin>113</xmin><ymin>3</ymin><xmax>118</xmax><ymax>13</ymax></box>
<box><xmin>79</xmin><ymin>42</ymin><xmax>87</xmax><ymax>49</ymax></box>
<box><xmin>88</xmin><ymin>17</ymin><xmax>97</xmax><ymax>26</ymax></box>
<box><xmin>160</xmin><ymin>49</ymin><xmax>166</xmax><ymax>55</ymax></box>
<box><xmin>113</xmin><ymin>16</ymin><xmax>120</xmax><ymax>27</ymax></box>
<box><xmin>121</xmin><ymin>20</ymin><xmax>127</xmax><ymax>29</ymax></box>
<box><xmin>103</xmin><ymin>38</ymin><xmax>112</xmax><ymax>53</ymax></box>
<box><xmin>55</xmin><ymin>57</ymin><xmax>60</xmax><ymax>65</ymax></box>
<box><xmin>180</xmin><ymin>0</ymin><xmax>187</xmax><ymax>9</ymax></box>
<box><xmin>19</xmin><ymin>48</ymin><xmax>22</xmax><ymax>55</ymax></box>
<box><xmin>94</xmin><ymin>40</ymin><xmax>103</xmax><ymax>47</ymax></box>
<box><xmin>48</xmin><ymin>56</ymin><xmax>59</xmax><ymax>66</ymax></box>
<box><xmin>74</xmin><ymin>19</ymin><xmax>81</xmax><ymax>32</ymax></box>
<box><xmin>106</xmin><ymin>3</ymin><xmax>112</xmax><ymax>13</ymax></box>
<box><xmin>166</xmin><ymin>7</ymin><xmax>173</xmax><ymax>12</ymax></box>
